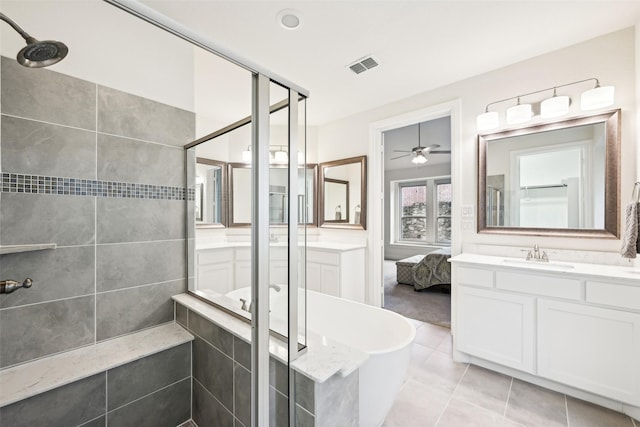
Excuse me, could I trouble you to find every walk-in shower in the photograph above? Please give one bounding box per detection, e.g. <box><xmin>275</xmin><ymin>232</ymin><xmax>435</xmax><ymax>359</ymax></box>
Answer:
<box><xmin>0</xmin><ymin>12</ymin><xmax>68</xmax><ymax>68</ymax></box>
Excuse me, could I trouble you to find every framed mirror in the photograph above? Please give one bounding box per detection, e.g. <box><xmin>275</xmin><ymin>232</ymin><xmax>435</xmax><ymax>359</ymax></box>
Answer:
<box><xmin>478</xmin><ymin>109</ymin><xmax>620</xmax><ymax>238</ymax></box>
<box><xmin>319</xmin><ymin>155</ymin><xmax>367</xmax><ymax>229</ymax></box>
<box><xmin>195</xmin><ymin>157</ymin><xmax>227</xmax><ymax>228</ymax></box>
<box><xmin>228</xmin><ymin>162</ymin><xmax>318</xmax><ymax>227</ymax></box>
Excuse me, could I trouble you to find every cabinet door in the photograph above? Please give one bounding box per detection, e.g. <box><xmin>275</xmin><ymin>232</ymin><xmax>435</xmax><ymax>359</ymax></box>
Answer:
<box><xmin>538</xmin><ymin>300</ymin><xmax>640</xmax><ymax>405</ymax></box>
<box><xmin>235</xmin><ymin>261</ymin><xmax>251</xmax><ymax>290</ymax></box>
<box><xmin>457</xmin><ymin>286</ymin><xmax>534</xmax><ymax>372</ymax></box>
<box><xmin>320</xmin><ymin>264</ymin><xmax>340</xmax><ymax>296</ymax></box>
<box><xmin>198</xmin><ymin>263</ymin><xmax>233</xmax><ymax>294</ymax></box>
<box><xmin>307</xmin><ymin>262</ymin><xmax>322</xmax><ymax>293</ymax></box>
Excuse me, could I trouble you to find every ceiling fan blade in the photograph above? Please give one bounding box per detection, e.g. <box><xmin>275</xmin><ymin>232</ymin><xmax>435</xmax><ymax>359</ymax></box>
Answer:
<box><xmin>421</xmin><ymin>144</ymin><xmax>441</xmax><ymax>152</ymax></box>
<box><xmin>390</xmin><ymin>154</ymin><xmax>410</xmax><ymax>160</ymax></box>
<box><xmin>430</xmin><ymin>150</ymin><xmax>451</xmax><ymax>154</ymax></box>
<box><xmin>393</xmin><ymin>150</ymin><xmax>412</xmax><ymax>153</ymax></box>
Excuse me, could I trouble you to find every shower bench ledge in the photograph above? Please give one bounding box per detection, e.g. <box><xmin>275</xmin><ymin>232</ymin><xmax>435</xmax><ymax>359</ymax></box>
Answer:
<box><xmin>0</xmin><ymin>322</ymin><xmax>193</xmax><ymax>407</ymax></box>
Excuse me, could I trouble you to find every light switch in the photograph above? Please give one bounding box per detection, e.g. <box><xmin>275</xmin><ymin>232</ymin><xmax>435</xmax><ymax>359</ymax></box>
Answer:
<box><xmin>461</xmin><ymin>205</ymin><xmax>474</xmax><ymax>218</ymax></box>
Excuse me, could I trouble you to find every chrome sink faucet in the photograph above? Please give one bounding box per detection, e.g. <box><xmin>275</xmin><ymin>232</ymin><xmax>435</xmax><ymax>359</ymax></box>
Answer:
<box><xmin>526</xmin><ymin>244</ymin><xmax>549</xmax><ymax>262</ymax></box>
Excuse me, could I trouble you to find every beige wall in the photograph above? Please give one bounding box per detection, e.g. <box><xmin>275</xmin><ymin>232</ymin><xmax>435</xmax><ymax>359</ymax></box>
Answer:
<box><xmin>318</xmin><ymin>27</ymin><xmax>635</xmax><ymax>256</ymax></box>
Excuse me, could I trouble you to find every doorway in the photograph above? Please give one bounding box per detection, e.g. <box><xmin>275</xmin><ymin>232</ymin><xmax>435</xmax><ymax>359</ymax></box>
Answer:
<box><xmin>367</xmin><ymin>100</ymin><xmax>461</xmax><ymax>324</ymax></box>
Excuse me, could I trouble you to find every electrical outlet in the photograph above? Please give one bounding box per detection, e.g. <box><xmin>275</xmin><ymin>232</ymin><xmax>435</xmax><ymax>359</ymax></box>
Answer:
<box><xmin>461</xmin><ymin>205</ymin><xmax>474</xmax><ymax>218</ymax></box>
<box><xmin>461</xmin><ymin>220</ymin><xmax>474</xmax><ymax>232</ymax></box>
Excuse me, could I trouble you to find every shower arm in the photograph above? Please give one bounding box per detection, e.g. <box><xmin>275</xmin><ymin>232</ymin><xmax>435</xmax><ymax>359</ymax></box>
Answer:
<box><xmin>0</xmin><ymin>12</ymin><xmax>34</xmax><ymax>42</ymax></box>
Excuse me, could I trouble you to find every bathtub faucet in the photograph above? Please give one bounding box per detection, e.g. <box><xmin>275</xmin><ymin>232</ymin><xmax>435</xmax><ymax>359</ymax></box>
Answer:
<box><xmin>239</xmin><ymin>298</ymin><xmax>251</xmax><ymax>312</ymax></box>
<box><xmin>269</xmin><ymin>284</ymin><xmax>281</xmax><ymax>292</ymax></box>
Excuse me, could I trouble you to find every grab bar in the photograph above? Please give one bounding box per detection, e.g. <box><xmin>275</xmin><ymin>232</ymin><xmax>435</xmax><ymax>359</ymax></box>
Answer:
<box><xmin>1</xmin><ymin>278</ymin><xmax>33</xmax><ymax>294</ymax></box>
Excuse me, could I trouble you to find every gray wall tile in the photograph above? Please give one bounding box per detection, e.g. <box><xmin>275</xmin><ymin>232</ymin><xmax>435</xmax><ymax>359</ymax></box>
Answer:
<box><xmin>1</xmin><ymin>193</ymin><xmax>95</xmax><ymax>246</ymax></box>
<box><xmin>188</xmin><ymin>310</ymin><xmax>233</xmax><ymax>356</ymax></box>
<box><xmin>0</xmin><ymin>295</ymin><xmax>95</xmax><ymax>368</ymax></box>
<box><xmin>1</xmin><ymin>115</ymin><xmax>96</xmax><ymax>178</ymax></box>
<box><xmin>0</xmin><ymin>373</ymin><xmax>105</xmax><ymax>427</ymax></box>
<box><xmin>192</xmin><ymin>336</ymin><xmax>233</xmax><ymax>410</ymax></box>
<box><xmin>97</xmin><ymin>85</ymin><xmax>194</xmax><ymax>146</ymax></box>
<box><xmin>97</xmin><ymin>133</ymin><xmax>184</xmax><ymax>187</ymax></box>
<box><xmin>193</xmin><ymin>379</ymin><xmax>234</xmax><ymax>427</ymax></box>
<box><xmin>1</xmin><ymin>56</ymin><xmax>96</xmax><ymax>130</ymax></box>
<box><xmin>0</xmin><ymin>245</ymin><xmax>95</xmax><ymax>308</ymax></box>
<box><xmin>295</xmin><ymin>372</ymin><xmax>315</xmax><ymax>415</ymax></box>
<box><xmin>96</xmin><ymin>279</ymin><xmax>185</xmax><ymax>341</ymax></box>
<box><xmin>296</xmin><ymin>405</ymin><xmax>315</xmax><ymax>427</ymax></box>
<box><xmin>108</xmin><ymin>343</ymin><xmax>191</xmax><ymax>410</ymax></box>
<box><xmin>234</xmin><ymin>337</ymin><xmax>251</xmax><ymax>371</ymax></box>
<box><xmin>176</xmin><ymin>302</ymin><xmax>188</xmax><ymax>328</ymax></box>
<box><xmin>234</xmin><ymin>362</ymin><xmax>251</xmax><ymax>427</ymax></box>
<box><xmin>270</xmin><ymin>357</ymin><xmax>289</xmax><ymax>397</ymax></box>
<box><xmin>269</xmin><ymin>387</ymin><xmax>289</xmax><ymax>427</ymax></box>
<box><xmin>78</xmin><ymin>416</ymin><xmax>106</xmax><ymax>427</ymax></box>
<box><xmin>96</xmin><ymin>240</ymin><xmax>185</xmax><ymax>292</ymax></box>
<box><xmin>96</xmin><ymin>198</ymin><xmax>185</xmax><ymax>244</ymax></box>
<box><xmin>107</xmin><ymin>377</ymin><xmax>190</xmax><ymax>427</ymax></box>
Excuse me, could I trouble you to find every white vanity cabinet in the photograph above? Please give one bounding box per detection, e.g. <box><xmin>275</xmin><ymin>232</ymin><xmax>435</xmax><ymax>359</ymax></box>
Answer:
<box><xmin>196</xmin><ymin>243</ymin><xmax>365</xmax><ymax>301</ymax></box>
<box><xmin>538</xmin><ymin>299</ymin><xmax>640</xmax><ymax>405</ymax></box>
<box><xmin>306</xmin><ymin>246</ymin><xmax>365</xmax><ymax>302</ymax></box>
<box><xmin>197</xmin><ymin>247</ymin><xmax>234</xmax><ymax>294</ymax></box>
<box><xmin>451</xmin><ymin>254</ymin><xmax>640</xmax><ymax>410</ymax></box>
<box><xmin>457</xmin><ymin>285</ymin><xmax>534</xmax><ymax>373</ymax></box>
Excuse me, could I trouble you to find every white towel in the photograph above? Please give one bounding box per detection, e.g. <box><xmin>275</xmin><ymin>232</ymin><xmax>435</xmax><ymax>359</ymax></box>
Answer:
<box><xmin>621</xmin><ymin>201</ymin><xmax>639</xmax><ymax>259</ymax></box>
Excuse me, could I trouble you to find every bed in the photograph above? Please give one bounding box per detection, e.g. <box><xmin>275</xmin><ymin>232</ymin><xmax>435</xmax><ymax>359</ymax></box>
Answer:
<box><xmin>395</xmin><ymin>247</ymin><xmax>451</xmax><ymax>291</ymax></box>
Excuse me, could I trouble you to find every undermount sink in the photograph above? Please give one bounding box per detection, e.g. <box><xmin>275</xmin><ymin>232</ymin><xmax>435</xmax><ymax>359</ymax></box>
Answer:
<box><xmin>501</xmin><ymin>259</ymin><xmax>575</xmax><ymax>270</ymax></box>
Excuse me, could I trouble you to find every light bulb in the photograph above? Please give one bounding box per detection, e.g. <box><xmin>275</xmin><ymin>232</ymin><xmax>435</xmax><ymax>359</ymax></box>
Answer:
<box><xmin>411</xmin><ymin>154</ymin><xmax>427</xmax><ymax>164</ymax></box>
<box><xmin>540</xmin><ymin>95</ymin><xmax>570</xmax><ymax>118</ymax></box>
<box><xmin>476</xmin><ymin>111</ymin><xmax>499</xmax><ymax>131</ymax></box>
<box><xmin>581</xmin><ymin>85</ymin><xmax>614</xmax><ymax>110</ymax></box>
<box><xmin>506</xmin><ymin>103</ymin><xmax>532</xmax><ymax>125</ymax></box>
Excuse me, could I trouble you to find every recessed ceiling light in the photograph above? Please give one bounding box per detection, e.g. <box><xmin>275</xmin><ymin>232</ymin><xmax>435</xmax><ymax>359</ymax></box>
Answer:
<box><xmin>277</xmin><ymin>9</ymin><xmax>302</xmax><ymax>30</ymax></box>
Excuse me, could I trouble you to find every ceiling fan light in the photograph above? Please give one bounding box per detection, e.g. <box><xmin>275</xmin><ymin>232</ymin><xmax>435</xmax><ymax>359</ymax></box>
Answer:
<box><xmin>540</xmin><ymin>95</ymin><xmax>570</xmax><ymax>118</ymax></box>
<box><xmin>411</xmin><ymin>153</ymin><xmax>427</xmax><ymax>164</ymax></box>
<box><xmin>476</xmin><ymin>111</ymin><xmax>499</xmax><ymax>131</ymax></box>
<box><xmin>581</xmin><ymin>85</ymin><xmax>614</xmax><ymax>110</ymax></box>
<box><xmin>506</xmin><ymin>103</ymin><xmax>532</xmax><ymax>125</ymax></box>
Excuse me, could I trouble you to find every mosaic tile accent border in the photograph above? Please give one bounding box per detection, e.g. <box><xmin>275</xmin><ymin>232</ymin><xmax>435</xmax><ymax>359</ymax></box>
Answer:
<box><xmin>1</xmin><ymin>173</ymin><xmax>195</xmax><ymax>201</ymax></box>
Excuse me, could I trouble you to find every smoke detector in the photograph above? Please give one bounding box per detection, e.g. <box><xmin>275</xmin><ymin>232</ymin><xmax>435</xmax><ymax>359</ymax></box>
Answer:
<box><xmin>347</xmin><ymin>56</ymin><xmax>379</xmax><ymax>75</ymax></box>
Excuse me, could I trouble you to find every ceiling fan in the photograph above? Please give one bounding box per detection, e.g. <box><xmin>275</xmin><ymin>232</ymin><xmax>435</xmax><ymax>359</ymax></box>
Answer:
<box><xmin>391</xmin><ymin>124</ymin><xmax>451</xmax><ymax>164</ymax></box>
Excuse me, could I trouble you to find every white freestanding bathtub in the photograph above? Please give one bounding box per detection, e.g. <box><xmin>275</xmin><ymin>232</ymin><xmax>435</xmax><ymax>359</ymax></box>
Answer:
<box><xmin>225</xmin><ymin>286</ymin><xmax>416</xmax><ymax>427</ymax></box>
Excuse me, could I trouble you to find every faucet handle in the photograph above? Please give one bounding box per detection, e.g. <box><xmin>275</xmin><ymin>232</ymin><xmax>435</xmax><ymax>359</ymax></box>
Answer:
<box><xmin>541</xmin><ymin>251</ymin><xmax>549</xmax><ymax>262</ymax></box>
<box><xmin>526</xmin><ymin>250</ymin><xmax>533</xmax><ymax>260</ymax></box>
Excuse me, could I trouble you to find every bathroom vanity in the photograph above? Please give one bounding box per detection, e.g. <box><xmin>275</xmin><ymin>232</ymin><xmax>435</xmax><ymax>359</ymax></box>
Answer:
<box><xmin>451</xmin><ymin>253</ymin><xmax>640</xmax><ymax>414</ymax></box>
<box><xmin>196</xmin><ymin>242</ymin><xmax>366</xmax><ymax>302</ymax></box>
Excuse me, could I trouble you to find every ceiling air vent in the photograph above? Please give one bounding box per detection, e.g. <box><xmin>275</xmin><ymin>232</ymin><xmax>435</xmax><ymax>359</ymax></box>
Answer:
<box><xmin>348</xmin><ymin>56</ymin><xmax>379</xmax><ymax>75</ymax></box>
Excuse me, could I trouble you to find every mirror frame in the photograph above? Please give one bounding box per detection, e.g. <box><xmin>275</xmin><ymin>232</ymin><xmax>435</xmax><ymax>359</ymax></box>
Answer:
<box><xmin>318</xmin><ymin>155</ymin><xmax>367</xmax><ymax>230</ymax></box>
<box><xmin>227</xmin><ymin>162</ymin><xmax>319</xmax><ymax>227</ymax></box>
<box><xmin>477</xmin><ymin>109</ymin><xmax>620</xmax><ymax>238</ymax></box>
<box><xmin>195</xmin><ymin>157</ymin><xmax>227</xmax><ymax>229</ymax></box>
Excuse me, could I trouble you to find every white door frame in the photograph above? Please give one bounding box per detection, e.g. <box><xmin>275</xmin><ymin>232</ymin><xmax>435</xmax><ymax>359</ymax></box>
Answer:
<box><xmin>367</xmin><ymin>99</ymin><xmax>462</xmax><ymax>307</ymax></box>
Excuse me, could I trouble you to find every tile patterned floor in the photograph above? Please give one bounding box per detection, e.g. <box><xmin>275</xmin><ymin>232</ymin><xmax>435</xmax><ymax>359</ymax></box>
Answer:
<box><xmin>383</xmin><ymin>320</ymin><xmax>639</xmax><ymax>427</ymax></box>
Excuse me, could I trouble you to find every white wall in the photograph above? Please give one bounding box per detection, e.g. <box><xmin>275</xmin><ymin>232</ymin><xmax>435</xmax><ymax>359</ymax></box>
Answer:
<box><xmin>318</xmin><ymin>27</ymin><xmax>636</xmax><ymax>303</ymax></box>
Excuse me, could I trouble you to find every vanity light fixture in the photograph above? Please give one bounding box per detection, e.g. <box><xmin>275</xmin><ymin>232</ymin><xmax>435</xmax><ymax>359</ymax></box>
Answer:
<box><xmin>273</xmin><ymin>146</ymin><xmax>288</xmax><ymax>163</ymax></box>
<box><xmin>540</xmin><ymin>88</ymin><xmax>570</xmax><ymax>118</ymax></box>
<box><xmin>241</xmin><ymin>145</ymin><xmax>252</xmax><ymax>162</ymax></box>
<box><xmin>506</xmin><ymin>97</ymin><xmax>533</xmax><ymax>125</ymax></box>
<box><xmin>476</xmin><ymin>78</ymin><xmax>615</xmax><ymax>131</ymax></box>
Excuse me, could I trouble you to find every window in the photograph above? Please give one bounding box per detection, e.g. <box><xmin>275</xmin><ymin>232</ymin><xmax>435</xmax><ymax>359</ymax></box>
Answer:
<box><xmin>395</xmin><ymin>177</ymin><xmax>451</xmax><ymax>245</ymax></box>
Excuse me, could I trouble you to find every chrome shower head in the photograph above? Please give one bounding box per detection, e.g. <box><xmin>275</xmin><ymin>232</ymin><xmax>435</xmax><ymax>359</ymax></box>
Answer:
<box><xmin>1</xmin><ymin>12</ymin><xmax>68</xmax><ymax>68</ymax></box>
<box><xmin>17</xmin><ymin>37</ymin><xmax>68</xmax><ymax>68</ymax></box>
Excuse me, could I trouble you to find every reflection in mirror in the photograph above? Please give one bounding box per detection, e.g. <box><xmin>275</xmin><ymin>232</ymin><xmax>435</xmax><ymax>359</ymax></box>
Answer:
<box><xmin>319</xmin><ymin>156</ymin><xmax>367</xmax><ymax>229</ymax></box>
<box><xmin>323</xmin><ymin>179</ymin><xmax>349</xmax><ymax>222</ymax></box>
<box><xmin>478</xmin><ymin>109</ymin><xmax>620</xmax><ymax>238</ymax></box>
<box><xmin>228</xmin><ymin>163</ymin><xmax>317</xmax><ymax>227</ymax></box>
<box><xmin>196</xmin><ymin>158</ymin><xmax>227</xmax><ymax>227</ymax></box>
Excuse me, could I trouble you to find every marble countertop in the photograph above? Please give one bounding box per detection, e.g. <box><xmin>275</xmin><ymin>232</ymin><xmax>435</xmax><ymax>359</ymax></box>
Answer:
<box><xmin>0</xmin><ymin>323</ymin><xmax>193</xmax><ymax>408</ymax></box>
<box><xmin>450</xmin><ymin>253</ymin><xmax>640</xmax><ymax>283</ymax></box>
<box><xmin>196</xmin><ymin>241</ymin><xmax>366</xmax><ymax>252</ymax></box>
<box><xmin>172</xmin><ymin>293</ymin><xmax>368</xmax><ymax>382</ymax></box>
